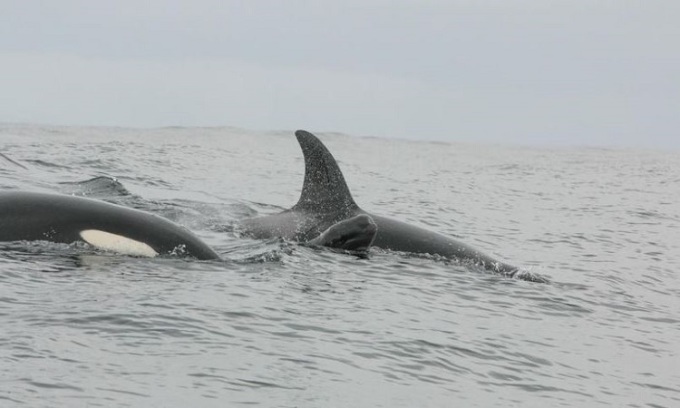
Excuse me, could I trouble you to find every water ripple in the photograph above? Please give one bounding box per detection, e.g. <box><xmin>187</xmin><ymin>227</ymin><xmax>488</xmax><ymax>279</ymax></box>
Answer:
<box><xmin>2</xmin><ymin>125</ymin><xmax>679</xmax><ymax>407</ymax></box>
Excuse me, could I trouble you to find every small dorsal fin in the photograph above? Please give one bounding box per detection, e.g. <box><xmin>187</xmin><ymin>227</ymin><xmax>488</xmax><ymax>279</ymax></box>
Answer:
<box><xmin>292</xmin><ymin>130</ymin><xmax>358</xmax><ymax>216</ymax></box>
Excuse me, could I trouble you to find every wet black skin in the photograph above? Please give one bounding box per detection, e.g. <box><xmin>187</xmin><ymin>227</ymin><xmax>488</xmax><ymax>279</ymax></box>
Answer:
<box><xmin>0</xmin><ymin>191</ymin><xmax>220</xmax><ymax>259</ymax></box>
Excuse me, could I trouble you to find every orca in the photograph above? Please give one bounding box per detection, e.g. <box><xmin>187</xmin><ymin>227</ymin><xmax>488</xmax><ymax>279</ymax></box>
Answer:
<box><xmin>0</xmin><ymin>191</ymin><xmax>377</xmax><ymax>258</ymax></box>
<box><xmin>0</xmin><ymin>191</ymin><xmax>220</xmax><ymax>259</ymax></box>
<box><xmin>241</xmin><ymin>130</ymin><xmax>544</xmax><ymax>281</ymax></box>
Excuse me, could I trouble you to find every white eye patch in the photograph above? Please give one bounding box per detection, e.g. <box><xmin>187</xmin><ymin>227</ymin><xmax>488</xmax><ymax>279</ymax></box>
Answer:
<box><xmin>79</xmin><ymin>230</ymin><xmax>159</xmax><ymax>258</ymax></box>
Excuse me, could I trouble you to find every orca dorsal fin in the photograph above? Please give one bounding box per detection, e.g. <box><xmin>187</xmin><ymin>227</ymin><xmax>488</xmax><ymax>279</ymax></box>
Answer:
<box><xmin>292</xmin><ymin>130</ymin><xmax>358</xmax><ymax>215</ymax></box>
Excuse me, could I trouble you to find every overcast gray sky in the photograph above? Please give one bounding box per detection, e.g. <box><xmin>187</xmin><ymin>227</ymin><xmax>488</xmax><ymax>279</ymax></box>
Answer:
<box><xmin>1</xmin><ymin>1</ymin><xmax>678</xmax><ymax>148</ymax></box>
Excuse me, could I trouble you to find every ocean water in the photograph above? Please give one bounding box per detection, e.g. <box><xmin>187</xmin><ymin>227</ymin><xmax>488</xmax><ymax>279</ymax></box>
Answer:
<box><xmin>0</xmin><ymin>124</ymin><xmax>678</xmax><ymax>407</ymax></box>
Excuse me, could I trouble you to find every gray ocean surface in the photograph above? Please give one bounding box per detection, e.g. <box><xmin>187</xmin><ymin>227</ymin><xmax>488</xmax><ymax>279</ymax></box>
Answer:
<box><xmin>0</xmin><ymin>124</ymin><xmax>678</xmax><ymax>408</ymax></box>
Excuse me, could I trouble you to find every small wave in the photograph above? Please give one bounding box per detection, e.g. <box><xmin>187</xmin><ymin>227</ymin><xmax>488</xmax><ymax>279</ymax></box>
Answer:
<box><xmin>510</xmin><ymin>268</ymin><xmax>551</xmax><ymax>283</ymax></box>
<box><xmin>24</xmin><ymin>159</ymin><xmax>71</xmax><ymax>170</ymax></box>
<box><xmin>222</xmin><ymin>238</ymin><xmax>291</xmax><ymax>264</ymax></box>
<box><xmin>628</xmin><ymin>209</ymin><xmax>678</xmax><ymax>222</ymax></box>
<box><xmin>0</xmin><ymin>152</ymin><xmax>28</xmax><ymax>170</ymax></box>
<box><xmin>59</xmin><ymin>176</ymin><xmax>131</xmax><ymax>197</ymax></box>
<box><xmin>390</xmin><ymin>250</ymin><xmax>550</xmax><ymax>283</ymax></box>
<box><xmin>20</xmin><ymin>379</ymin><xmax>84</xmax><ymax>392</ymax></box>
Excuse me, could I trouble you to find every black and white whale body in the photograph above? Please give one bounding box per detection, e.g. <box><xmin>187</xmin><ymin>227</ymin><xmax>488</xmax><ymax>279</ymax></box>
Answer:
<box><xmin>241</xmin><ymin>130</ymin><xmax>538</xmax><ymax>280</ymax></box>
<box><xmin>0</xmin><ymin>191</ymin><xmax>221</xmax><ymax>259</ymax></box>
<box><xmin>0</xmin><ymin>191</ymin><xmax>377</xmax><ymax>258</ymax></box>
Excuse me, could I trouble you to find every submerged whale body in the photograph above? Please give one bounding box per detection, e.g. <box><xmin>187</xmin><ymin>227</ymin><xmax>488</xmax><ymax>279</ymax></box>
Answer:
<box><xmin>241</xmin><ymin>130</ymin><xmax>542</xmax><ymax>281</ymax></box>
<box><xmin>0</xmin><ymin>191</ymin><xmax>377</xmax><ymax>258</ymax></box>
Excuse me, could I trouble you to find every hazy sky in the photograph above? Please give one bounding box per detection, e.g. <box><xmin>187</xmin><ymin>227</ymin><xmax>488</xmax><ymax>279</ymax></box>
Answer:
<box><xmin>1</xmin><ymin>1</ymin><xmax>678</xmax><ymax>148</ymax></box>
